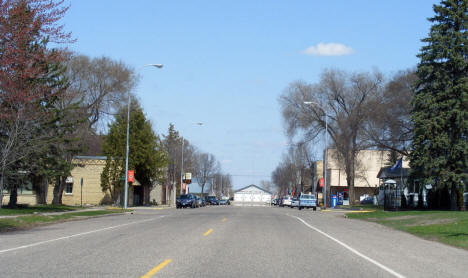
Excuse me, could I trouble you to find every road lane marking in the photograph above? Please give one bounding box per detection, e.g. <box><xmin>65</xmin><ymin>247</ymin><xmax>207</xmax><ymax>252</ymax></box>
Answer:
<box><xmin>203</xmin><ymin>228</ymin><xmax>213</xmax><ymax>236</ymax></box>
<box><xmin>292</xmin><ymin>216</ymin><xmax>406</xmax><ymax>278</ymax></box>
<box><xmin>141</xmin><ymin>259</ymin><xmax>172</xmax><ymax>278</ymax></box>
<box><xmin>0</xmin><ymin>216</ymin><xmax>165</xmax><ymax>255</ymax></box>
<box><xmin>221</xmin><ymin>218</ymin><xmax>227</xmax><ymax>222</ymax></box>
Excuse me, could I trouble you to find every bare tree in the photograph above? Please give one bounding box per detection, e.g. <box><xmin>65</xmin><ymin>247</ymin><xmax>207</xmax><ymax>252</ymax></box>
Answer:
<box><xmin>279</xmin><ymin>69</ymin><xmax>384</xmax><ymax>204</ymax></box>
<box><xmin>363</xmin><ymin>69</ymin><xmax>416</xmax><ymax>156</ymax></box>
<box><xmin>65</xmin><ymin>54</ymin><xmax>137</xmax><ymax>130</ymax></box>
<box><xmin>194</xmin><ymin>152</ymin><xmax>218</xmax><ymax>195</ymax></box>
<box><xmin>259</xmin><ymin>180</ymin><xmax>272</xmax><ymax>193</ymax></box>
<box><xmin>272</xmin><ymin>160</ymin><xmax>295</xmax><ymax>196</ymax></box>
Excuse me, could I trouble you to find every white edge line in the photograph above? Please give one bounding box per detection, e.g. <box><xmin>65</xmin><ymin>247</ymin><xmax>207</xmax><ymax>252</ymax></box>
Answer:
<box><xmin>0</xmin><ymin>215</ymin><xmax>165</xmax><ymax>254</ymax></box>
<box><xmin>293</xmin><ymin>215</ymin><xmax>406</xmax><ymax>278</ymax></box>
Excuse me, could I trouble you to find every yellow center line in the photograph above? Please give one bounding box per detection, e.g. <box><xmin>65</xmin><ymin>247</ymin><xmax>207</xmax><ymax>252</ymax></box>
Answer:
<box><xmin>221</xmin><ymin>218</ymin><xmax>227</xmax><ymax>222</ymax></box>
<box><xmin>141</xmin><ymin>259</ymin><xmax>172</xmax><ymax>278</ymax></box>
<box><xmin>203</xmin><ymin>228</ymin><xmax>213</xmax><ymax>236</ymax></box>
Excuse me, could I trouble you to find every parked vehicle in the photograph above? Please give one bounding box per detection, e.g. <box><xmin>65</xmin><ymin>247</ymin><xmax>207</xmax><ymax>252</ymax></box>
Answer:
<box><xmin>281</xmin><ymin>196</ymin><xmax>292</xmax><ymax>207</ymax></box>
<box><xmin>195</xmin><ymin>195</ymin><xmax>205</xmax><ymax>207</ymax></box>
<box><xmin>198</xmin><ymin>196</ymin><xmax>206</xmax><ymax>207</ymax></box>
<box><xmin>205</xmin><ymin>196</ymin><xmax>219</xmax><ymax>205</ymax></box>
<box><xmin>360</xmin><ymin>196</ymin><xmax>374</xmax><ymax>205</ymax></box>
<box><xmin>272</xmin><ymin>198</ymin><xmax>281</xmax><ymax>206</ymax></box>
<box><xmin>298</xmin><ymin>193</ymin><xmax>317</xmax><ymax>210</ymax></box>
<box><xmin>176</xmin><ymin>194</ymin><xmax>197</xmax><ymax>208</ymax></box>
<box><xmin>219</xmin><ymin>198</ymin><xmax>230</xmax><ymax>205</ymax></box>
<box><xmin>290</xmin><ymin>197</ymin><xmax>299</xmax><ymax>208</ymax></box>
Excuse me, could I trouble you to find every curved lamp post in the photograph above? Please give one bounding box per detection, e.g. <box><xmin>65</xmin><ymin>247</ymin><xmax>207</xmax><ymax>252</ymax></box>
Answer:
<box><xmin>123</xmin><ymin>64</ymin><xmax>163</xmax><ymax>209</ymax></box>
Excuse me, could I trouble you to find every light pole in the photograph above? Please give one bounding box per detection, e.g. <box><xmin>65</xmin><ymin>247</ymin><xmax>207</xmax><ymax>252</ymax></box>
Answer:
<box><xmin>304</xmin><ymin>101</ymin><xmax>328</xmax><ymax>208</ymax></box>
<box><xmin>123</xmin><ymin>64</ymin><xmax>163</xmax><ymax>209</ymax></box>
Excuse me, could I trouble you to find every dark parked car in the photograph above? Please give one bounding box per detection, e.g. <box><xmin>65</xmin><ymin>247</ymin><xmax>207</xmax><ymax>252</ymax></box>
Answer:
<box><xmin>176</xmin><ymin>194</ymin><xmax>197</xmax><ymax>208</ymax></box>
<box><xmin>360</xmin><ymin>196</ymin><xmax>374</xmax><ymax>205</ymax></box>
<box><xmin>205</xmin><ymin>196</ymin><xmax>219</xmax><ymax>205</ymax></box>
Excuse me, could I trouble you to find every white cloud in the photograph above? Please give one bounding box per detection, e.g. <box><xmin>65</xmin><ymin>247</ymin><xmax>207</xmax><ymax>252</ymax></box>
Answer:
<box><xmin>302</xmin><ymin>42</ymin><xmax>354</xmax><ymax>56</ymax></box>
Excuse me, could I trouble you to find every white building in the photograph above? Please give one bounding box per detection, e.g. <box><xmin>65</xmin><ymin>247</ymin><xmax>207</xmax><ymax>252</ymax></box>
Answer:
<box><xmin>234</xmin><ymin>185</ymin><xmax>272</xmax><ymax>204</ymax></box>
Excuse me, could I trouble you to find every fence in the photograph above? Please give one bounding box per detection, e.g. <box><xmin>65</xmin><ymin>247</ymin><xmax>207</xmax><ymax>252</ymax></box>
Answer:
<box><xmin>384</xmin><ymin>185</ymin><xmax>402</xmax><ymax>211</ymax></box>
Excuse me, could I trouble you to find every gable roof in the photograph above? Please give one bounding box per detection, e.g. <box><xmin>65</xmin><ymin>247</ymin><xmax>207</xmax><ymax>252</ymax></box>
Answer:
<box><xmin>234</xmin><ymin>184</ymin><xmax>272</xmax><ymax>194</ymax></box>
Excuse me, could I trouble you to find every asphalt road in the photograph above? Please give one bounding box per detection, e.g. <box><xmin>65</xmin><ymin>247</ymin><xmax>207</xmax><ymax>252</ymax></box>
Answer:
<box><xmin>1</xmin><ymin>206</ymin><xmax>467</xmax><ymax>278</ymax></box>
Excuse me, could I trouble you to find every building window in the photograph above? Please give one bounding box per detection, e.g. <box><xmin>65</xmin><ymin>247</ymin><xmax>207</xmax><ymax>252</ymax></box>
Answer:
<box><xmin>18</xmin><ymin>181</ymin><xmax>33</xmax><ymax>195</ymax></box>
<box><xmin>65</xmin><ymin>183</ymin><xmax>73</xmax><ymax>194</ymax></box>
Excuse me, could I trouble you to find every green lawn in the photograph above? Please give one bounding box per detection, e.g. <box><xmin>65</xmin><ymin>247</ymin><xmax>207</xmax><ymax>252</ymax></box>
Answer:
<box><xmin>0</xmin><ymin>209</ymin><xmax>128</xmax><ymax>232</ymax></box>
<box><xmin>347</xmin><ymin>210</ymin><xmax>468</xmax><ymax>249</ymax></box>
<box><xmin>0</xmin><ymin>205</ymin><xmax>80</xmax><ymax>216</ymax></box>
<box><xmin>338</xmin><ymin>204</ymin><xmax>383</xmax><ymax>210</ymax></box>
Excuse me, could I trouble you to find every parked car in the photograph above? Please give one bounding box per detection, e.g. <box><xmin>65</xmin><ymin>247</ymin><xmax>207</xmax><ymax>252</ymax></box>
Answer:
<box><xmin>195</xmin><ymin>195</ymin><xmax>205</xmax><ymax>207</ymax></box>
<box><xmin>290</xmin><ymin>197</ymin><xmax>299</xmax><ymax>208</ymax></box>
<box><xmin>298</xmin><ymin>193</ymin><xmax>317</xmax><ymax>210</ymax></box>
<box><xmin>360</xmin><ymin>196</ymin><xmax>374</xmax><ymax>205</ymax></box>
<box><xmin>219</xmin><ymin>198</ymin><xmax>230</xmax><ymax>205</ymax></box>
<box><xmin>199</xmin><ymin>196</ymin><xmax>207</xmax><ymax>207</ymax></box>
<box><xmin>272</xmin><ymin>198</ymin><xmax>281</xmax><ymax>206</ymax></box>
<box><xmin>205</xmin><ymin>196</ymin><xmax>219</xmax><ymax>205</ymax></box>
<box><xmin>176</xmin><ymin>194</ymin><xmax>197</xmax><ymax>208</ymax></box>
<box><xmin>281</xmin><ymin>196</ymin><xmax>292</xmax><ymax>207</ymax></box>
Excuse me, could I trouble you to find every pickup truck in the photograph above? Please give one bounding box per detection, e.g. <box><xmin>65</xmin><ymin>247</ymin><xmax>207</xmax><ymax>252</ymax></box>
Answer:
<box><xmin>298</xmin><ymin>193</ymin><xmax>317</xmax><ymax>211</ymax></box>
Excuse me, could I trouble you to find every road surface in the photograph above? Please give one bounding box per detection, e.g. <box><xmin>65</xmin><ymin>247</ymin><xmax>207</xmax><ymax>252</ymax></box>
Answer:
<box><xmin>1</xmin><ymin>206</ymin><xmax>467</xmax><ymax>277</ymax></box>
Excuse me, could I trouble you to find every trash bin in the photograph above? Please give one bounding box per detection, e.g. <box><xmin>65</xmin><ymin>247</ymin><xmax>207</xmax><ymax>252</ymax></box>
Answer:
<box><xmin>331</xmin><ymin>195</ymin><xmax>337</xmax><ymax>208</ymax></box>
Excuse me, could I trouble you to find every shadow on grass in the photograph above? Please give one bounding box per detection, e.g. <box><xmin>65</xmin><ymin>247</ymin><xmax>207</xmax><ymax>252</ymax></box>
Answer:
<box><xmin>0</xmin><ymin>205</ymin><xmax>78</xmax><ymax>216</ymax></box>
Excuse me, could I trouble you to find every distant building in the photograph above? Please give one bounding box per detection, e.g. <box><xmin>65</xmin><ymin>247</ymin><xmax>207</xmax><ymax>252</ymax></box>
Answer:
<box><xmin>233</xmin><ymin>184</ymin><xmax>272</xmax><ymax>205</ymax></box>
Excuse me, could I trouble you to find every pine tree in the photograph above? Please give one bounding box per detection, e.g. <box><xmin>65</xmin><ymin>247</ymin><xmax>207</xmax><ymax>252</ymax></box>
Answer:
<box><xmin>101</xmin><ymin>102</ymin><xmax>167</xmax><ymax>205</ymax></box>
<box><xmin>409</xmin><ymin>0</ymin><xmax>468</xmax><ymax>210</ymax></box>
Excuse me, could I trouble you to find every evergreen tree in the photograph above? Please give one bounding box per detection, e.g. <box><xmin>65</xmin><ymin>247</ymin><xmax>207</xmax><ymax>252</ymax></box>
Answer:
<box><xmin>101</xmin><ymin>101</ymin><xmax>166</xmax><ymax>205</ymax></box>
<box><xmin>409</xmin><ymin>0</ymin><xmax>468</xmax><ymax>210</ymax></box>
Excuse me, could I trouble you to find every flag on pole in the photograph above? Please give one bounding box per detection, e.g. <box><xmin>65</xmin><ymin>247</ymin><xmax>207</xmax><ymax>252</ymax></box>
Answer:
<box><xmin>390</xmin><ymin>158</ymin><xmax>402</xmax><ymax>172</ymax></box>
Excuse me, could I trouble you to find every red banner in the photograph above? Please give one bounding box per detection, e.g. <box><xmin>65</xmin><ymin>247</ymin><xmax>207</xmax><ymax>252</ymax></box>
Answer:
<box><xmin>319</xmin><ymin>178</ymin><xmax>324</xmax><ymax>187</ymax></box>
<box><xmin>128</xmin><ymin>170</ymin><xmax>134</xmax><ymax>183</ymax></box>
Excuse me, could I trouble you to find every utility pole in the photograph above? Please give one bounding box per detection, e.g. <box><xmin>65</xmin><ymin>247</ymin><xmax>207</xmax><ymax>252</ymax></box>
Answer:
<box><xmin>180</xmin><ymin>137</ymin><xmax>184</xmax><ymax>197</ymax></box>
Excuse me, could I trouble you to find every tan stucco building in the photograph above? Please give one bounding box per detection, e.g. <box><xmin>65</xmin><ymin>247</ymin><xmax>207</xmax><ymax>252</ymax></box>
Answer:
<box><xmin>324</xmin><ymin>149</ymin><xmax>409</xmax><ymax>200</ymax></box>
<box><xmin>2</xmin><ymin>156</ymin><xmax>171</xmax><ymax>207</ymax></box>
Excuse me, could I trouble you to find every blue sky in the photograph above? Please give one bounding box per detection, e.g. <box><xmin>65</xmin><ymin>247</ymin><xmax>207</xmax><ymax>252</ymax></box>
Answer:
<box><xmin>63</xmin><ymin>0</ymin><xmax>439</xmax><ymax>189</ymax></box>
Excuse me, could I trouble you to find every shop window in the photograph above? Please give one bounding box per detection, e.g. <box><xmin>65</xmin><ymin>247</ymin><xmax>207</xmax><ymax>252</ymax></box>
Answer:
<box><xmin>65</xmin><ymin>183</ymin><xmax>73</xmax><ymax>194</ymax></box>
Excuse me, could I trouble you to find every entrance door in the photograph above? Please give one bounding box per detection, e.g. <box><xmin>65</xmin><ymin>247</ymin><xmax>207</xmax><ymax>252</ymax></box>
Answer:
<box><xmin>133</xmin><ymin>186</ymin><xmax>143</xmax><ymax>206</ymax></box>
<box><xmin>162</xmin><ymin>185</ymin><xmax>167</xmax><ymax>205</ymax></box>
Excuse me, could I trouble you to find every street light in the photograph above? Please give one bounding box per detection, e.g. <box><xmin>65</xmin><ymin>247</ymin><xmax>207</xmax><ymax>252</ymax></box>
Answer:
<box><xmin>304</xmin><ymin>101</ymin><xmax>329</xmax><ymax>208</ymax></box>
<box><xmin>123</xmin><ymin>64</ymin><xmax>163</xmax><ymax>209</ymax></box>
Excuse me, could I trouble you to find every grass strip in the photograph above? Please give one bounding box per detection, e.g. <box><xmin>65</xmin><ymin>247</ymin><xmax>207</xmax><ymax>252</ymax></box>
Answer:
<box><xmin>0</xmin><ymin>205</ymin><xmax>80</xmax><ymax>216</ymax></box>
<box><xmin>347</xmin><ymin>210</ymin><xmax>468</xmax><ymax>249</ymax></box>
<box><xmin>0</xmin><ymin>209</ymin><xmax>129</xmax><ymax>232</ymax></box>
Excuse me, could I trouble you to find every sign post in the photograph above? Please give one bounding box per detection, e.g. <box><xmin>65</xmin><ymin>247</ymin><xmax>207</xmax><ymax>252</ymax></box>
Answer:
<box><xmin>80</xmin><ymin>177</ymin><xmax>83</xmax><ymax>207</ymax></box>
